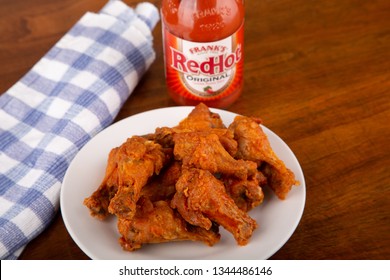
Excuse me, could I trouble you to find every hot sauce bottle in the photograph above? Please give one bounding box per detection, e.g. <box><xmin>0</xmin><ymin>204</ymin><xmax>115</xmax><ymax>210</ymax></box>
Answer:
<box><xmin>161</xmin><ymin>0</ymin><xmax>245</xmax><ymax>108</ymax></box>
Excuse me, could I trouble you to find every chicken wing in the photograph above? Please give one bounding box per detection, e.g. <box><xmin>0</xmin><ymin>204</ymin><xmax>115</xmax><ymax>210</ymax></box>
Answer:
<box><xmin>177</xmin><ymin>102</ymin><xmax>226</xmax><ymax>130</ymax></box>
<box><xmin>107</xmin><ymin>136</ymin><xmax>170</xmax><ymax>219</ymax></box>
<box><xmin>222</xmin><ymin>166</ymin><xmax>266</xmax><ymax>212</ymax></box>
<box><xmin>118</xmin><ymin>198</ymin><xmax>220</xmax><ymax>251</ymax></box>
<box><xmin>173</xmin><ymin>132</ymin><xmax>250</xmax><ymax>179</ymax></box>
<box><xmin>171</xmin><ymin>168</ymin><xmax>257</xmax><ymax>246</ymax></box>
<box><xmin>148</xmin><ymin>103</ymin><xmax>237</xmax><ymax>155</ymax></box>
<box><xmin>83</xmin><ymin>147</ymin><xmax>120</xmax><ymax>220</ymax></box>
<box><xmin>228</xmin><ymin>115</ymin><xmax>299</xmax><ymax>199</ymax></box>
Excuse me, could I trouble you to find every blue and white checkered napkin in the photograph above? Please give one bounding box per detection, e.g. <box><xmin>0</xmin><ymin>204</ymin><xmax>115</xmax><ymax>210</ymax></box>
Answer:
<box><xmin>0</xmin><ymin>0</ymin><xmax>159</xmax><ymax>259</ymax></box>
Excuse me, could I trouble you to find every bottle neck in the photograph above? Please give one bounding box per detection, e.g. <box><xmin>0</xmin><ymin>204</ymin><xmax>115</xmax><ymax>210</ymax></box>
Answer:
<box><xmin>162</xmin><ymin>0</ymin><xmax>244</xmax><ymax>42</ymax></box>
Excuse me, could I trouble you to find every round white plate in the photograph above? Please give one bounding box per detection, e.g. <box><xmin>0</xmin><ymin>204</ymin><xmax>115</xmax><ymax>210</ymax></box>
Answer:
<box><xmin>61</xmin><ymin>106</ymin><xmax>305</xmax><ymax>260</ymax></box>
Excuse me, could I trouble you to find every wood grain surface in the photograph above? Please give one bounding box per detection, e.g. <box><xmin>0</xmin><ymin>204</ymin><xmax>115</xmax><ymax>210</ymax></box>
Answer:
<box><xmin>1</xmin><ymin>0</ymin><xmax>389</xmax><ymax>260</ymax></box>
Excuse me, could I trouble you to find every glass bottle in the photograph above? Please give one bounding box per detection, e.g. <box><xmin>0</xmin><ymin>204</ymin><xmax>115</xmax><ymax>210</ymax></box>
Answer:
<box><xmin>161</xmin><ymin>0</ymin><xmax>245</xmax><ymax>108</ymax></box>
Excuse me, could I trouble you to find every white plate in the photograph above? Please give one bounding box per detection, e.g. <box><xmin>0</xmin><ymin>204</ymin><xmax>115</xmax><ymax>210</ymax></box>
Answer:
<box><xmin>60</xmin><ymin>106</ymin><xmax>305</xmax><ymax>260</ymax></box>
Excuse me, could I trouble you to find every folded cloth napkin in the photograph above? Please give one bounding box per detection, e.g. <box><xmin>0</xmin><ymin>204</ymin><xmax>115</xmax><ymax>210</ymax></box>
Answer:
<box><xmin>0</xmin><ymin>0</ymin><xmax>159</xmax><ymax>259</ymax></box>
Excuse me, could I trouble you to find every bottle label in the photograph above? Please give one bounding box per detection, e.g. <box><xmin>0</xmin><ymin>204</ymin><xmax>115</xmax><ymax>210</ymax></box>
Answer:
<box><xmin>163</xmin><ymin>23</ymin><xmax>244</xmax><ymax>100</ymax></box>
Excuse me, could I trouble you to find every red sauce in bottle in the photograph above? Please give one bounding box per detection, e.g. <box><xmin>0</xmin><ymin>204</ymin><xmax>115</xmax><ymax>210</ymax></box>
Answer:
<box><xmin>161</xmin><ymin>0</ymin><xmax>245</xmax><ymax>108</ymax></box>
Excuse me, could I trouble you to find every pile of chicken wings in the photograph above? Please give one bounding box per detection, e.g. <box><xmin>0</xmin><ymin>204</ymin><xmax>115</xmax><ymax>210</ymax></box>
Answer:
<box><xmin>84</xmin><ymin>103</ymin><xmax>298</xmax><ymax>251</ymax></box>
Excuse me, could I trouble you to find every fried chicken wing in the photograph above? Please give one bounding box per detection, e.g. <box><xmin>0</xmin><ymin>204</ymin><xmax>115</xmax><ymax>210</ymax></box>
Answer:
<box><xmin>229</xmin><ymin>115</ymin><xmax>299</xmax><ymax>199</ymax></box>
<box><xmin>107</xmin><ymin>136</ymin><xmax>170</xmax><ymax>219</ymax></box>
<box><xmin>148</xmin><ymin>103</ymin><xmax>237</xmax><ymax>155</ymax></box>
<box><xmin>171</xmin><ymin>168</ymin><xmax>257</xmax><ymax>246</ymax></box>
<box><xmin>222</xmin><ymin>165</ymin><xmax>266</xmax><ymax>212</ymax></box>
<box><xmin>118</xmin><ymin>198</ymin><xmax>220</xmax><ymax>251</ymax></box>
<box><xmin>173</xmin><ymin>132</ymin><xmax>249</xmax><ymax>179</ymax></box>
<box><xmin>83</xmin><ymin>147</ymin><xmax>120</xmax><ymax>220</ymax></box>
<box><xmin>177</xmin><ymin>102</ymin><xmax>226</xmax><ymax>130</ymax></box>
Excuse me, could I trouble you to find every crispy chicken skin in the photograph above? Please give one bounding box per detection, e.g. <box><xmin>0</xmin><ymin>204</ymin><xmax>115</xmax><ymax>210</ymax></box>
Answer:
<box><xmin>171</xmin><ymin>168</ymin><xmax>257</xmax><ymax>246</ymax></box>
<box><xmin>118</xmin><ymin>198</ymin><xmax>220</xmax><ymax>251</ymax></box>
<box><xmin>106</xmin><ymin>136</ymin><xmax>170</xmax><ymax>219</ymax></box>
<box><xmin>228</xmin><ymin>115</ymin><xmax>298</xmax><ymax>199</ymax></box>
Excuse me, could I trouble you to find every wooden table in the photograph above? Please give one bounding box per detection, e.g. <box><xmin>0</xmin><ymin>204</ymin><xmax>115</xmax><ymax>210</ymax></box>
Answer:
<box><xmin>1</xmin><ymin>0</ymin><xmax>389</xmax><ymax>260</ymax></box>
